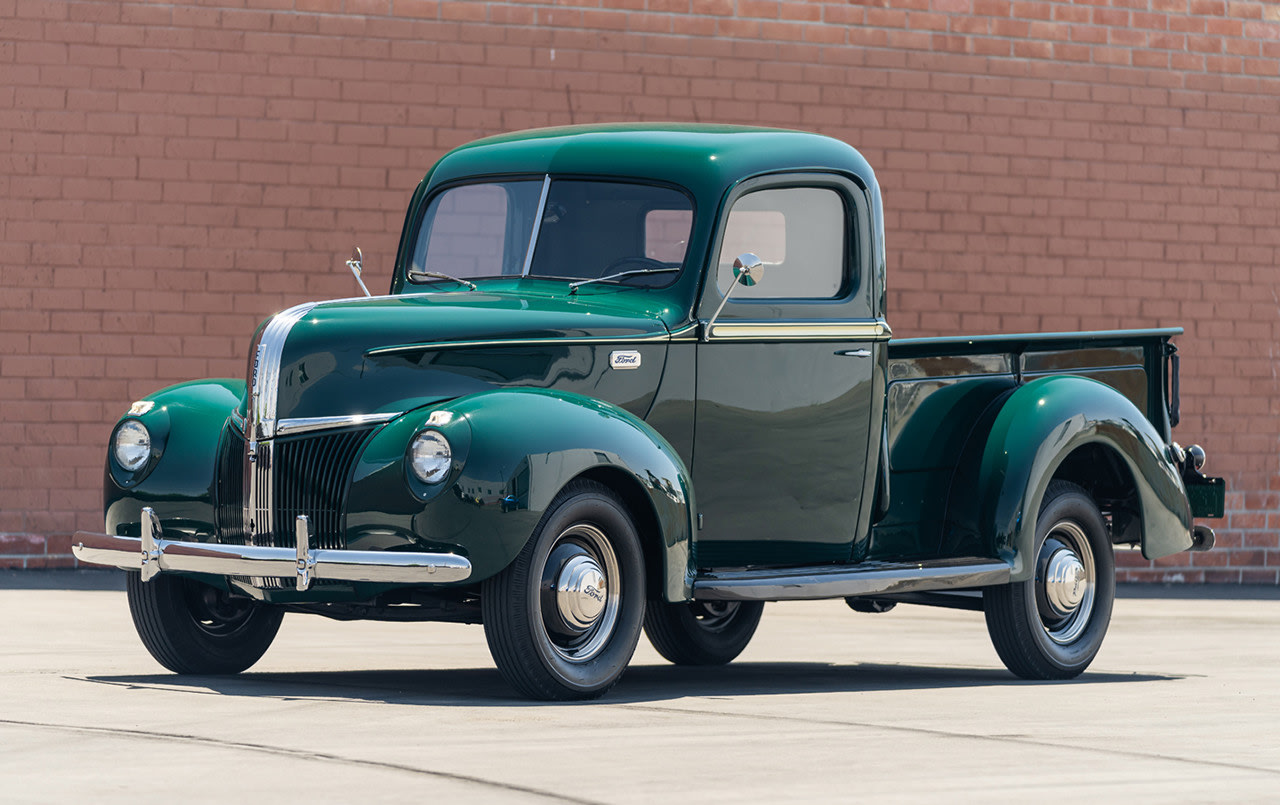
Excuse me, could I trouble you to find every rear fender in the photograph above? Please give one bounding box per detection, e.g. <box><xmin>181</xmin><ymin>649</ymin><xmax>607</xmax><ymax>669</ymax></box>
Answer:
<box><xmin>346</xmin><ymin>388</ymin><xmax>695</xmax><ymax>600</ymax></box>
<box><xmin>948</xmin><ymin>376</ymin><xmax>1192</xmax><ymax>581</ymax></box>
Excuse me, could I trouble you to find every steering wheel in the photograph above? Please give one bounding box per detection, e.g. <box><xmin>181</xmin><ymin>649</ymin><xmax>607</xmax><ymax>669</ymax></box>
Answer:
<box><xmin>602</xmin><ymin>256</ymin><xmax>672</xmax><ymax>274</ymax></box>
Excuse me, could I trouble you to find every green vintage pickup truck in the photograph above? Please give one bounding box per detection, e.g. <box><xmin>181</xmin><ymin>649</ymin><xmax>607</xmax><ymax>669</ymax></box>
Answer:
<box><xmin>76</xmin><ymin>125</ymin><xmax>1225</xmax><ymax>700</ymax></box>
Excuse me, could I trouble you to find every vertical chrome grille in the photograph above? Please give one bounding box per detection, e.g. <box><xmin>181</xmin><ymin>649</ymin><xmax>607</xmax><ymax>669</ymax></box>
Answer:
<box><xmin>223</xmin><ymin>300</ymin><xmax>379</xmax><ymax>587</ymax></box>
<box><xmin>249</xmin><ymin>439</ymin><xmax>273</xmax><ymax>546</ymax></box>
<box><xmin>272</xmin><ymin>426</ymin><xmax>373</xmax><ymax>550</ymax></box>
<box><xmin>215</xmin><ymin>423</ymin><xmax>376</xmax><ymax>552</ymax></box>
<box><xmin>215</xmin><ymin>427</ymin><xmax>246</xmax><ymax>543</ymax></box>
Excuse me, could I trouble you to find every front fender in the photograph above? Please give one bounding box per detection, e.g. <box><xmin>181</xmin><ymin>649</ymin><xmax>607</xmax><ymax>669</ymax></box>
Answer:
<box><xmin>104</xmin><ymin>379</ymin><xmax>244</xmax><ymax>539</ymax></box>
<box><xmin>951</xmin><ymin>376</ymin><xmax>1192</xmax><ymax>582</ymax></box>
<box><xmin>346</xmin><ymin>388</ymin><xmax>695</xmax><ymax>600</ymax></box>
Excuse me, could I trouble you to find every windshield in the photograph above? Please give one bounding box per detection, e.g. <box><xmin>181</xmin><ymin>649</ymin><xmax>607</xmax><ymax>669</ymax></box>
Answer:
<box><xmin>409</xmin><ymin>178</ymin><xmax>694</xmax><ymax>287</ymax></box>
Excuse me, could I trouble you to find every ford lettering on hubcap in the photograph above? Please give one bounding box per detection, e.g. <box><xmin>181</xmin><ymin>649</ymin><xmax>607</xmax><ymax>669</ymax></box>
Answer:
<box><xmin>538</xmin><ymin>524</ymin><xmax>621</xmax><ymax>662</ymax></box>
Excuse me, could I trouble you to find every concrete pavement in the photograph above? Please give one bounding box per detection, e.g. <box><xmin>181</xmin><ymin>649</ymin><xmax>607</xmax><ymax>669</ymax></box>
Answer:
<box><xmin>2</xmin><ymin>583</ymin><xmax>1277</xmax><ymax>803</ymax></box>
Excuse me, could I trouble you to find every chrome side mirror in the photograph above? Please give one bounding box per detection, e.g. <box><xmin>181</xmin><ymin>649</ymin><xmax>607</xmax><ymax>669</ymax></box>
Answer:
<box><xmin>732</xmin><ymin>252</ymin><xmax>763</xmax><ymax>286</ymax></box>
<box><xmin>702</xmin><ymin>253</ymin><xmax>763</xmax><ymax>341</ymax></box>
<box><xmin>347</xmin><ymin>246</ymin><xmax>371</xmax><ymax>297</ymax></box>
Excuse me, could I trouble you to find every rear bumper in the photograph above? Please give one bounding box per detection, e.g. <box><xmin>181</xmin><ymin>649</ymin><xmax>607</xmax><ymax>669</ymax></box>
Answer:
<box><xmin>1189</xmin><ymin>524</ymin><xmax>1216</xmax><ymax>552</ymax></box>
<box><xmin>73</xmin><ymin>507</ymin><xmax>471</xmax><ymax>591</ymax></box>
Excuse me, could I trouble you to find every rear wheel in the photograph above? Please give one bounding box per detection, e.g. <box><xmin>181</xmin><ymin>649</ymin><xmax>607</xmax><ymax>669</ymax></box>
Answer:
<box><xmin>984</xmin><ymin>480</ymin><xmax>1115</xmax><ymax>679</ymax></box>
<box><xmin>126</xmin><ymin>572</ymin><xmax>283</xmax><ymax>674</ymax></box>
<box><xmin>482</xmin><ymin>480</ymin><xmax>646</xmax><ymax>700</ymax></box>
<box><xmin>644</xmin><ymin>600</ymin><xmax>764</xmax><ymax>665</ymax></box>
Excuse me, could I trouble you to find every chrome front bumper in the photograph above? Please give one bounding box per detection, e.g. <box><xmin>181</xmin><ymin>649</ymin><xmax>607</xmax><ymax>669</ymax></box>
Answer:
<box><xmin>73</xmin><ymin>508</ymin><xmax>471</xmax><ymax>591</ymax></box>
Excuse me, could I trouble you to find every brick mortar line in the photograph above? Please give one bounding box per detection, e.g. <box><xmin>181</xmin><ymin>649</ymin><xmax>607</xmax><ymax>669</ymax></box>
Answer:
<box><xmin>11</xmin><ymin>144</ymin><xmax>1280</xmax><ymax>162</ymax></box>
<box><xmin>26</xmin><ymin>7</ymin><xmax>1280</xmax><ymax>48</ymax></box>
<box><xmin>10</xmin><ymin>66</ymin><xmax>1279</xmax><ymax>101</ymax></box>
<box><xmin>11</xmin><ymin>79</ymin><xmax>1280</xmax><ymax>104</ymax></box>
<box><xmin>97</xmin><ymin>0</ymin><xmax>1280</xmax><ymax>33</ymax></box>
<box><xmin>8</xmin><ymin>92</ymin><xmax>1280</xmax><ymax>124</ymax></box>
<box><xmin>12</xmin><ymin>33</ymin><xmax>1280</xmax><ymax>81</ymax></box>
<box><xmin>31</xmin><ymin>29</ymin><xmax>1280</xmax><ymax>57</ymax></box>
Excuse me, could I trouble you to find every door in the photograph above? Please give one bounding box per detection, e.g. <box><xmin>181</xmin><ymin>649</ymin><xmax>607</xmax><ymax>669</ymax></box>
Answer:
<box><xmin>692</xmin><ymin>179</ymin><xmax>884</xmax><ymax>568</ymax></box>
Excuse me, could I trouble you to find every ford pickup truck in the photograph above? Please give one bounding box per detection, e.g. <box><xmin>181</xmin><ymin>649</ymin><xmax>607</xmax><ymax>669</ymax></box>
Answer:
<box><xmin>75</xmin><ymin>125</ymin><xmax>1225</xmax><ymax>700</ymax></box>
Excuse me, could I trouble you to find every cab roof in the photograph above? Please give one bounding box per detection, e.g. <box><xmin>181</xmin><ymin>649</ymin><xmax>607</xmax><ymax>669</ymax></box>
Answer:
<box><xmin>423</xmin><ymin>124</ymin><xmax>876</xmax><ymax>199</ymax></box>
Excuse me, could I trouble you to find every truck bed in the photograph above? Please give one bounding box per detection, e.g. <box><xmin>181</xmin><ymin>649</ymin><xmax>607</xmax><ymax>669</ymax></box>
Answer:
<box><xmin>871</xmin><ymin>328</ymin><xmax>1181</xmax><ymax>561</ymax></box>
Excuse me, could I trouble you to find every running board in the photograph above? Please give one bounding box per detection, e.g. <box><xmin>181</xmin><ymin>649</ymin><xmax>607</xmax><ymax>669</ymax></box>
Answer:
<box><xmin>692</xmin><ymin>557</ymin><xmax>1010</xmax><ymax>602</ymax></box>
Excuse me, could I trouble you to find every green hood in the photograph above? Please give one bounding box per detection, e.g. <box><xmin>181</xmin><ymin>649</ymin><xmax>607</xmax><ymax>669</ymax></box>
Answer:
<box><xmin>269</xmin><ymin>285</ymin><xmax>676</xmax><ymax>422</ymax></box>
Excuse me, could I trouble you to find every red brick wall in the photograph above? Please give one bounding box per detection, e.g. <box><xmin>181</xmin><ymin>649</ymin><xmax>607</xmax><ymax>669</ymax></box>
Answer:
<box><xmin>2</xmin><ymin>0</ymin><xmax>1277</xmax><ymax>581</ymax></box>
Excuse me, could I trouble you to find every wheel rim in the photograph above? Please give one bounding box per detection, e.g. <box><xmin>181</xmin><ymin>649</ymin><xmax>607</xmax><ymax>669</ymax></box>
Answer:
<box><xmin>538</xmin><ymin>523</ymin><xmax>621</xmax><ymax>663</ymax></box>
<box><xmin>183</xmin><ymin>582</ymin><xmax>256</xmax><ymax>638</ymax></box>
<box><xmin>1035</xmin><ymin>520</ymin><xmax>1096</xmax><ymax>645</ymax></box>
<box><xmin>689</xmin><ymin>601</ymin><xmax>744</xmax><ymax>633</ymax></box>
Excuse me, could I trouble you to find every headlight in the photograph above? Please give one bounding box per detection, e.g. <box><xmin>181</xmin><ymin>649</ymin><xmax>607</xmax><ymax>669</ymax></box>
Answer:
<box><xmin>112</xmin><ymin>420</ymin><xmax>152</xmax><ymax>472</ymax></box>
<box><xmin>408</xmin><ymin>430</ymin><xmax>452</xmax><ymax>483</ymax></box>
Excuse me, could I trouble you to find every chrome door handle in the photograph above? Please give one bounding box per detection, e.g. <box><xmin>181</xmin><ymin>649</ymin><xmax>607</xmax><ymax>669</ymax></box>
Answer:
<box><xmin>836</xmin><ymin>349</ymin><xmax>871</xmax><ymax>358</ymax></box>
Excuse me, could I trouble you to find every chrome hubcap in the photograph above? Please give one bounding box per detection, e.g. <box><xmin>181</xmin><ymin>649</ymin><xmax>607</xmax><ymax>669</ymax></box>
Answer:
<box><xmin>539</xmin><ymin>524</ymin><xmax>620</xmax><ymax>663</ymax></box>
<box><xmin>1043</xmin><ymin>548</ymin><xmax>1086</xmax><ymax>617</ymax></box>
<box><xmin>555</xmin><ymin>554</ymin><xmax>608</xmax><ymax>631</ymax></box>
<box><xmin>1035</xmin><ymin>521</ymin><xmax>1096</xmax><ymax>645</ymax></box>
<box><xmin>691</xmin><ymin>601</ymin><xmax>742</xmax><ymax>632</ymax></box>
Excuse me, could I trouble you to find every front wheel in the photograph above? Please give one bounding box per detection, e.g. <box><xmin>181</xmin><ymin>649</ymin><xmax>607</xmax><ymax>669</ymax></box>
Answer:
<box><xmin>126</xmin><ymin>572</ymin><xmax>284</xmax><ymax>674</ymax></box>
<box><xmin>644</xmin><ymin>600</ymin><xmax>764</xmax><ymax>665</ymax></box>
<box><xmin>482</xmin><ymin>480</ymin><xmax>646</xmax><ymax>700</ymax></box>
<box><xmin>984</xmin><ymin>480</ymin><xmax>1115</xmax><ymax>679</ymax></box>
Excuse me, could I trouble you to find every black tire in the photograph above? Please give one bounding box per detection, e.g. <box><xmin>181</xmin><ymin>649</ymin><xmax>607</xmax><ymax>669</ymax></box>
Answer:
<box><xmin>482</xmin><ymin>480</ymin><xmax>646</xmax><ymax>700</ymax></box>
<box><xmin>644</xmin><ymin>600</ymin><xmax>764</xmax><ymax>665</ymax></box>
<box><xmin>984</xmin><ymin>480</ymin><xmax>1116</xmax><ymax>680</ymax></box>
<box><xmin>126</xmin><ymin>572</ymin><xmax>284</xmax><ymax>674</ymax></box>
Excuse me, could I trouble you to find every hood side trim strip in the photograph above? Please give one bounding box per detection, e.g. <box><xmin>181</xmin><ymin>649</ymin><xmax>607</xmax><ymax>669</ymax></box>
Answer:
<box><xmin>275</xmin><ymin>412</ymin><xmax>401</xmax><ymax>437</ymax></box>
<box><xmin>707</xmin><ymin>320</ymin><xmax>892</xmax><ymax>341</ymax></box>
<box><xmin>365</xmin><ymin>331</ymin><xmax>674</xmax><ymax>358</ymax></box>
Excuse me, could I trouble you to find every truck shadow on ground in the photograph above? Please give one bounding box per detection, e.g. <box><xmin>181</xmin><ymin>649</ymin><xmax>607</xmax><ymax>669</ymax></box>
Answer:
<box><xmin>79</xmin><ymin>662</ymin><xmax>1182</xmax><ymax>707</ymax></box>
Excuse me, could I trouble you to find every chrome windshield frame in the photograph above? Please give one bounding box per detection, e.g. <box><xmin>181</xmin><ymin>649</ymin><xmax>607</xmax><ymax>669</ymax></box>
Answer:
<box><xmin>520</xmin><ymin>174</ymin><xmax>552</xmax><ymax>277</ymax></box>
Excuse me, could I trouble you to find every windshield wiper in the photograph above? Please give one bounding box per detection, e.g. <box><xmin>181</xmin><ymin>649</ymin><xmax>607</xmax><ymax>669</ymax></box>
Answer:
<box><xmin>406</xmin><ymin>270</ymin><xmax>478</xmax><ymax>291</ymax></box>
<box><xmin>568</xmin><ymin>266</ymin><xmax>679</xmax><ymax>295</ymax></box>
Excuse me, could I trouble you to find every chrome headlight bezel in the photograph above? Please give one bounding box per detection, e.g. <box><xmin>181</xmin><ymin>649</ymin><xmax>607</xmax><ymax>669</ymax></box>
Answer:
<box><xmin>112</xmin><ymin>419</ymin><xmax>152</xmax><ymax>472</ymax></box>
<box><xmin>407</xmin><ymin>429</ymin><xmax>453</xmax><ymax>485</ymax></box>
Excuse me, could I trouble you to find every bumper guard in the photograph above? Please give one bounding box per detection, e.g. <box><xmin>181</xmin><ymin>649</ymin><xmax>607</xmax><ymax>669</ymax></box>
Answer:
<box><xmin>73</xmin><ymin>508</ymin><xmax>472</xmax><ymax>591</ymax></box>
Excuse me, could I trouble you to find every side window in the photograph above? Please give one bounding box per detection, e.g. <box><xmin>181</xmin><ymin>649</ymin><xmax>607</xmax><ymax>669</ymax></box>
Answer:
<box><xmin>715</xmin><ymin>187</ymin><xmax>846</xmax><ymax>300</ymax></box>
